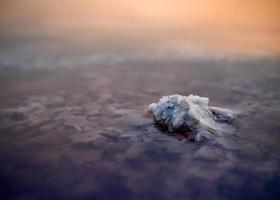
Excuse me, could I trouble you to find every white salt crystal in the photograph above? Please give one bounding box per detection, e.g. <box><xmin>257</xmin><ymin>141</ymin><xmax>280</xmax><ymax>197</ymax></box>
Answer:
<box><xmin>148</xmin><ymin>94</ymin><xmax>235</xmax><ymax>140</ymax></box>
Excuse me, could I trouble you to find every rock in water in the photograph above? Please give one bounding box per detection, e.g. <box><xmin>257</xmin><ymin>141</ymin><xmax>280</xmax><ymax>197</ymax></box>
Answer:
<box><xmin>148</xmin><ymin>95</ymin><xmax>235</xmax><ymax>141</ymax></box>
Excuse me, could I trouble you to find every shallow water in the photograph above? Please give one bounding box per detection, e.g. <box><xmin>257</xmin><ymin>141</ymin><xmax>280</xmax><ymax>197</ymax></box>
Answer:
<box><xmin>1</xmin><ymin>1</ymin><xmax>280</xmax><ymax>199</ymax></box>
<box><xmin>1</xmin><ymin>57</ymin><xmax>280</xmax><ymax>199</ymax></box>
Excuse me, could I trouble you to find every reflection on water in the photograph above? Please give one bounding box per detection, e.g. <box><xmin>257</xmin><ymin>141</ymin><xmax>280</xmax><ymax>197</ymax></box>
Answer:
<box><xmin>1</xmin><ymin>60</ymin><xmax>279</xmax><ymax>199</ymax></box>
<box><xmin>0</xmin><ymin>0</ymin><xmax>280</xmax><ymax>199</ymax></box>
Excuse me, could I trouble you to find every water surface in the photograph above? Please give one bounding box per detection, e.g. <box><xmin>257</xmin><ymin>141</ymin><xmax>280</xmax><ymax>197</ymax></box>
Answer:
<box><xmin>0</xmin><ymin>1</ymin><xmax>280</xmax><ymax>199</ymax></box>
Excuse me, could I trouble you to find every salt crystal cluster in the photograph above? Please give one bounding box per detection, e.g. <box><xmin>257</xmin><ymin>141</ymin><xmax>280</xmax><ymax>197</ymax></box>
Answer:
<box><xmin>148</xmin><ymin>95</ymin><xmax>235</xmax><ymax>140</ymax></box>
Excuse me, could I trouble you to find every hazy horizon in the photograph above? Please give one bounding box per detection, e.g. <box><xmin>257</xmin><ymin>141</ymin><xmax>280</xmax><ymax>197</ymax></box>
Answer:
<box><xmin>1</xmin><ymin>0</ymin><xmax>280</xmax><ymax>60</ymax></box>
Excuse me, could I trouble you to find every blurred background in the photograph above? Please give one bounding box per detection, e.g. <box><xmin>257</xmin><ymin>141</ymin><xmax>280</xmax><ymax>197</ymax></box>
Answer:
<box><xmin>0</xmin><ymin>0</ymin><xmax>280</xmax><ymax>69</ymax></box>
